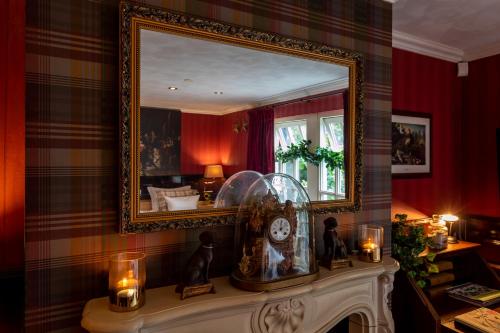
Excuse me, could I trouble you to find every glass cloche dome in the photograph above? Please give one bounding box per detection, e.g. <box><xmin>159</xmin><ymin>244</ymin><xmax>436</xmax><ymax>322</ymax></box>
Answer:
<box><xmin>230</xmin><ymin>173</ymin><xmax>318</xmax><ymax>291</ymax></box>
<box><xmin>214</xmin><ymin>170</ymin><xmax>263</xmax><ymax>208</ymax></box>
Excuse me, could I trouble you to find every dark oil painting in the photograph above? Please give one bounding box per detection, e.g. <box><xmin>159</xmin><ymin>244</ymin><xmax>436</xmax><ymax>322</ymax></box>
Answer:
<box><xmin>140</xmin><ymin>107</ymin><xmax>181</xmax><ymax>176</ymax></box>
<box><xmin>392</xmin><ymin>122</ymin><xmax>426</xmax><ymax>165</ymax></box>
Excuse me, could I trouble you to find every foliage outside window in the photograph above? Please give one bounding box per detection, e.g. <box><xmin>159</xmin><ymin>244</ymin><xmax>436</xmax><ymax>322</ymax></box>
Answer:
<box><xmin>275</xmin><ymin>140</ymin><xmax>344</xmax><ymax>171</ymax></box>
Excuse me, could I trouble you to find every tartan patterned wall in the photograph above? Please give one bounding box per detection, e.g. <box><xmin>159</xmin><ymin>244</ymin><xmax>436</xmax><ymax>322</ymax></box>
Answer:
<box><xmin>25</xmin><ymin>0</ymin><xmax>392</xmax><ymax>332</ymax></box>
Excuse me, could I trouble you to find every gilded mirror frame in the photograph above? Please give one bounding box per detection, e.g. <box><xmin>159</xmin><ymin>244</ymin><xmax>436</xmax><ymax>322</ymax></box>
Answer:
<box><xmin>119</xmin><ymin>1</ymin><xmax>364</xmax><ymax>233</ymax></box>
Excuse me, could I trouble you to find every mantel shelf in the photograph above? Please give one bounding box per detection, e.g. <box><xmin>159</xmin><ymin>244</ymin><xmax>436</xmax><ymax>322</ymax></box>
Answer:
<box><xmin>82</xmin><ymin>257</ymin><xmax>399</xmax><ymax>333</ymax></box>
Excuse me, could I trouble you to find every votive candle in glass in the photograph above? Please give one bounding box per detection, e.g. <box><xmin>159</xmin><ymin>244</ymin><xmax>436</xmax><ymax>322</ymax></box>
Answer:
<box><xmin>108</xmin><ymin>252</ymin><xmax>146</xmax><ymax>312</ymax></box>
<box><xmin>358</xmin><ymin>225</ymin><xmax>384</xmax><ymax>263</ymax></box>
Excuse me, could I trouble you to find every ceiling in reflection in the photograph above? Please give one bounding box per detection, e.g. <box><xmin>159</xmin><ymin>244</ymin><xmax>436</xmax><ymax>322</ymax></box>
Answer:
<box><xmin>140</xmin><ymin>29</ymin><xmax>349</xmax><ymax>115</ymax></box>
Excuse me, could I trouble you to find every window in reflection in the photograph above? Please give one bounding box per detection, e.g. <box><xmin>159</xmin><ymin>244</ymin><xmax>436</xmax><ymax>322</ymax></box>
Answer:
<box><xmin>275</xmin><ymin>113</ymin><xmax>345</xmax><ymax>201</ymax></box>
<box><xmin>320</xmin><ymin>116</ymin><xmax>345</xmax><ymax>200</ymax></box>
<box><xmin>274</xmin><ymin>120</ymin><xmax>308</xmax><ymax>189</ymax></box>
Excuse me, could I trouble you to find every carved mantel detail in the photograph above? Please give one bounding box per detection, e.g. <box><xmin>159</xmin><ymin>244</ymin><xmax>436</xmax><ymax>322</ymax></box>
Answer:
<box><xmin>259</xmin><ymin>298</ymin><xmax>306</xmax><ymax>333</ymax></box>
<box><xmin>81</xmin><ymin>258</ymin><xmax>399</xmax><ymax>333</ymax></box>
<box><xmin>377</xmin><ymin>273</ymin><xmax>396</xmax><ymax>333</ymax></box>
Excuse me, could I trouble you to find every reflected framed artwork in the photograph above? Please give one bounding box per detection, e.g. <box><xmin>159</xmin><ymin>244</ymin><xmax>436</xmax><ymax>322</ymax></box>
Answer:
<box><xmin>391</xmin><ymin>111</ymin><xmax>431</xmax><ymax>178</ymax></box>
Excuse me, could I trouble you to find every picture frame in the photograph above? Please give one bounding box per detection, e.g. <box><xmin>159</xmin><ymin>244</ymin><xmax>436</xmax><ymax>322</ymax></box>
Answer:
<box><xmin>392</xmin><ymin>111</ymin><xmax>432</xmax><ymax>178</ymax></box>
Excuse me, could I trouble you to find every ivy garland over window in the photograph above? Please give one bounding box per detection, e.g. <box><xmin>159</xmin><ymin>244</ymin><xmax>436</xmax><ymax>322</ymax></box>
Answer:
<box><xmin>275</xmin><ymin>140</ymin><xmax>344</xmax><ymax>171</ymax></box>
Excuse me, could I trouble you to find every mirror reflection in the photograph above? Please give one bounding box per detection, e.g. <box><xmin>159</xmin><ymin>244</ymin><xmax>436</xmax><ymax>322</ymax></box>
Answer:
<box><xmin>138</xmin><ymin>28</ymin><xmax>350</xmax><ymax>214</ymax></box>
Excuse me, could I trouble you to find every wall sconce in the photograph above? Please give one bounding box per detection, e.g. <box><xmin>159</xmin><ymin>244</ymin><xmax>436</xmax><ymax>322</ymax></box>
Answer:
<box><xmin>441</xmin><ymin>214</ymin><xmax>459</xmax><ymax>244</ymax></box>
<box><xmin>233</xmin><ymin>120</ymin><xmax>248</xmax><ymax>133</ymax></box>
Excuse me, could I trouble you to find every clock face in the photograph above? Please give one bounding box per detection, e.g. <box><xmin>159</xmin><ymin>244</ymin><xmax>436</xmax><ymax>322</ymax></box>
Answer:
<box><xmin>269</xmin><ymin>217</ymin><xmax>291</xmax><ymax>242</ymax></box>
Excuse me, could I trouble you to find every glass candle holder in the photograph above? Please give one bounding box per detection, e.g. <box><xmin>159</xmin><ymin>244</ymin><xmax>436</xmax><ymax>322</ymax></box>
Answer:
<box><xmin>358</xmin><ymin>225</ymin><xmax>384</xmax><ymax>263</ymax></box>
<box><xmin>108</xmin><ymin>252</ymin><xmax>146</xmax><ymax>312</ymax></box>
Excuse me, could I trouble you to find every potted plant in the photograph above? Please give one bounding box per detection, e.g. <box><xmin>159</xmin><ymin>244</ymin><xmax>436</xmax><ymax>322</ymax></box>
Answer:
<box><xmin>392</xmin><ymin>214</ymin><xmax>439</xmax><ymax>288</ymax></box>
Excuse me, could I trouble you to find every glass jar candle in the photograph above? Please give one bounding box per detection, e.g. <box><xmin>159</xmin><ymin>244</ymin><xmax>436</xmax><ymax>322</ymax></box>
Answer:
<box><xmin>108</xmin><ymin>252</ymin><xmax>146</xmax><ymax>312</ymax></box>
<box><xmin>358</xmin><ymin>225</ymin><xmax>384</xmax><ymax>263</ymax></box>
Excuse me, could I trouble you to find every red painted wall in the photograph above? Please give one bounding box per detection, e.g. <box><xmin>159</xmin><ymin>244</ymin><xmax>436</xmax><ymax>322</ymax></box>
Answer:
<box><xmin>0</xmin><ymin>0</ymin><xmax>25</xmax><ymax>274</ymax></box>
<box><xmin>392</xmin><ymin>48</ymin><xmax>463</xmax><ymax>216</ymax></box>
<box><xmin>462</xmin><ymin>54</ymin><xmax>500</xmax><ymax>216</ymax></box>
<box><xmin>180</xmin><ymin>111</ymin><xmax>249</xmax><ymax>176</ymax></box>
<box><xmin>220</xmin><ymin>110</ymin><xmax>248</xmax><ymax>176</ymax></box>
<box><xmin>274</xmin><ymin>92</ymin><xmax>344</xmax><ymax>118</ymax></box>
<box><xmin>180</xmin><ymin>113</ymin><xmax>221</xmax><ymax>174</ymax></box>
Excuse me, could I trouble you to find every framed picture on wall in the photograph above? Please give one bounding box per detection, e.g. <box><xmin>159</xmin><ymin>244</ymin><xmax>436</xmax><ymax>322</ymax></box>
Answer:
<box><xmin>392</xmin><ymin>111</ymin><xmax>432</xmax><ymax>178</ymax></box>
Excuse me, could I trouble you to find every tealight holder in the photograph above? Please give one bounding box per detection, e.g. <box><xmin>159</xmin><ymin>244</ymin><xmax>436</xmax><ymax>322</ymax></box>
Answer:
<box><xmin>358</xmin><ymin>225</ymin><xmax>384</xmax><ymax>263</ymax></box>
<box><xmin>108</xmin><ymin>252</ymin><xmax>146</xmax><ymax>312</ymax></box>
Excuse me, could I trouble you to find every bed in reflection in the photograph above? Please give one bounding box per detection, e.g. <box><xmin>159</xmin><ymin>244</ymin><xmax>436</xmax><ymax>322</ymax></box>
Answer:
<box><xmin>139</xmin><ymin>172</ymin><xmax>225</xmax><ymax>213</ymax></box>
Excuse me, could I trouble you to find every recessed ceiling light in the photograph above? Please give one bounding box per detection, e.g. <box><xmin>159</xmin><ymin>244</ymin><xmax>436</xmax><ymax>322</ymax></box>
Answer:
<box><xmin>168</xmin><ymin>86</ymin><xmax>178</xmax><ymax>91</ymax></box>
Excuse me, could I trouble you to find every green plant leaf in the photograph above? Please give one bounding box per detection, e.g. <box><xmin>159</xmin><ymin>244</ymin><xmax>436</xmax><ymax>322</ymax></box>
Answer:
<box><xmin>419</xmin><ymin>271</ymin><xmax>429</xmax><ymax>278</ymax></box>
<box><xmin>275</xmin><ymin>140</ymin><xmax>344</xmax><ymax>170</ymax></box>
<box><xmin>416</xmin><ymin>279</ymin><xmax>427</xmax><ymax>288</ymax></box>
<box><xmin>427</xmin><ymin>263</ymin><xmax>439</xmax><ymax>274</ymax></box>
<box><xmin>426</xmin><ymin>252</ymin><xmax>436</xmax><ymax>262</ymax></box>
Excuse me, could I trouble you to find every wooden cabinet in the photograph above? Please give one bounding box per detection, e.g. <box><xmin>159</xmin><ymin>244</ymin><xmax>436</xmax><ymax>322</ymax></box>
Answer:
<box><xmin>393</xmin><ymin>242</ymin><xmax>499</xmax><ymax>333</ymax></box>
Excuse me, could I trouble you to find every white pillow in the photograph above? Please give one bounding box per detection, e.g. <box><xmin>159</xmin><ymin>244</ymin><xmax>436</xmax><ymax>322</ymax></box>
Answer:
<box><xmin>147</xmin><ymin>185</ymin><xmax>191</xmax><ymax>211</ymax></box>
<box><xmin>164</xmin><ymin>195</ymin><xmax>200</xmax><ymax>211</ymax></box>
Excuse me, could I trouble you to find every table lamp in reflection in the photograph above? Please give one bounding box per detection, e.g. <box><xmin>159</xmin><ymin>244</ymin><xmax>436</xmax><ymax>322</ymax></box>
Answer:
<box><xmin>441</xmin><ymin>214</ymin><xmax>459</xmax><ymax>244</ymax></box>
<box><xmin>203</xmin><ymin>165</ymin><xmax>224</xmax><ymax>202</ymax></box>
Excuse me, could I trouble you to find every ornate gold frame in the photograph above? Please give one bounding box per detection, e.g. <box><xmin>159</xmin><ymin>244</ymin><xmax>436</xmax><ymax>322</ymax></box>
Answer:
<box><xmin>119</xmin><ymin>1</ymin><xmax>363</xmax><ymax>233</ymax></box>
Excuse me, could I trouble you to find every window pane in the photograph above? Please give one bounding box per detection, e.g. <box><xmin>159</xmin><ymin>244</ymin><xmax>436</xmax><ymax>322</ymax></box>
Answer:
<box><xmin>339</xmin><ymin>168</ymin><xmax>345</xmax><ymax>194</ymax></box>
<box><xmin>321</xmin><ymin>116</ymin><xmax>344</xmax><ymax>152</ymax></box>
<box><xmin>275</xmin><ymin>120</ymin><xmax>306</xmax><ymax>151</ymax></box>
<box><xmin>298</xmin><ymin>158</ymin><xmax>308</xmax><ymax>189</ymax></box>
<box><xmin>284</xmin><ymin>162</ymin><xmax>294</xmax><ymax>177</ymax></box>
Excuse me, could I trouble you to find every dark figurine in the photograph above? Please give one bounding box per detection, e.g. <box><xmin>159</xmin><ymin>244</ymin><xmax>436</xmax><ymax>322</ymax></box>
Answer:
<box><xmin>176</xmin><ymin>231</ymin><xmax>216</xmax><ymax>299</ymax></box>
<box><xmin>323</xmin><ymin>217</ymin><xmax>340</xmax><ymax>259</ymax></box>
<box><xmin>322</xmin><ymin>217</ymin><xmax>352</xmax><ymax>270</ymax></box>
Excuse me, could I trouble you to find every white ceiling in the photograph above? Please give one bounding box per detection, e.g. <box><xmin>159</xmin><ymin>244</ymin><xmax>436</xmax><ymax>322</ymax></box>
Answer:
<box><xmin>140</xmin><ymin>29</ymin><xmax>348</xmax><ymax>115</ymax></box>
<box><xmin>393</xmin><ymin>0</ymin><xmax>500</xmax><ymax>61</ymax></box>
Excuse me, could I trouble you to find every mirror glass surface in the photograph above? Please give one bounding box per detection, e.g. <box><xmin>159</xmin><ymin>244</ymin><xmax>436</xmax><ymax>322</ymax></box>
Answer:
<box><xmin>137</xmin><ymin>28</ymin><xmax>351</xmax><ymax>215</ymax></box>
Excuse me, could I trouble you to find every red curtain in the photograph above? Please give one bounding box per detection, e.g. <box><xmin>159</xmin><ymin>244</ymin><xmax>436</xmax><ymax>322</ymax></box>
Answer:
<box><xmin>246</xmin><ymin>107</ymin><xmax>275</xmax><ymax>174</ymax></box>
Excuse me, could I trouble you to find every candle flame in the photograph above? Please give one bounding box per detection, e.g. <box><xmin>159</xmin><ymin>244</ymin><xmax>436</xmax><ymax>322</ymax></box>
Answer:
<box><xmin>362</xmin><ymin>241</ymin><xmax>377</xmax><ymax>250</ymax></box>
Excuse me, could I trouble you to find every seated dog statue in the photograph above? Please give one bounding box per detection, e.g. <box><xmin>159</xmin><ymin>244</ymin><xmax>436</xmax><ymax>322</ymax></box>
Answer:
<box><xmin>176</xmin><ymin>231</ymin><xmax>216</xmax><ymax>299</ymax></box>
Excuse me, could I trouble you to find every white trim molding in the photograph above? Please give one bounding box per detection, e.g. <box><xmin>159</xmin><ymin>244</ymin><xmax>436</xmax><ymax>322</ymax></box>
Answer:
<box><xmin>392</xmin><ymin>30</ymin><xmax>464</xmax><ymax>63</ymax></box>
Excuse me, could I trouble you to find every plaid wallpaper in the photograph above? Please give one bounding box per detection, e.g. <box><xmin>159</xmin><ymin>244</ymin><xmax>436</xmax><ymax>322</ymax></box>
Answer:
<box><xmin>25</xmin><ymin>0</ymin><xmax>392</xmax><ymax>332</ymax></box>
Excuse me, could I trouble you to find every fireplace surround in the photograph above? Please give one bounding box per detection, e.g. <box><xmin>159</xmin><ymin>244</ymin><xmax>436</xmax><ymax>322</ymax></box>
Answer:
<box><xmin>82</xmin><ymin>257</ymin><xmax>399</xmax><ymax>333</ymax></box>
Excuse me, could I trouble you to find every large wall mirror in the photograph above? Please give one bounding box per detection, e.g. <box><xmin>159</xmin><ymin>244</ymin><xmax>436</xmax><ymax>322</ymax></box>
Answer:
<box><xmin>120</xmin><ymin>3</ymin><xmax>363</xmax><ymax>233</ymax></box>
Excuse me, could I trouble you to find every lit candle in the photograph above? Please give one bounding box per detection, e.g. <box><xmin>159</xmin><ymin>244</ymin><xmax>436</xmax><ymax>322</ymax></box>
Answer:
<box><xmin>109</xmin><ymin>269</ymin><xmax>144</xmax><ymax>311</ymax></box>
<box><xmin>361</xmin><ymin>239</ymin><xmax>381</xmax><ymax>262</ymax></box>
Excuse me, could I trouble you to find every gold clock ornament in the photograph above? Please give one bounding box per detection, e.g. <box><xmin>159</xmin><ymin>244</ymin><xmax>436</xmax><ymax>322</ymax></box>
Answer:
<box><xmin>268</xmin><ymin>216</ymin><xmax>292</xmax><ymax>242</ymax></box>
<box><xmin>230</xmin><ymin>173</ymin><xmax>318</xmax><ymax>291</ymax></box>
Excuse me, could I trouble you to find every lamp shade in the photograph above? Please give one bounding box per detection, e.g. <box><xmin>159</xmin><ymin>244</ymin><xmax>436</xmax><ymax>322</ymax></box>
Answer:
<box><xmin>204</xmin><ymin>164</ymin><xmax>224</xmax><ymax>178</ymax></box>
<box><xmin>441</xmin><ymin>214</ymin><xmax>459</xmax><ymax>222</ymax></box>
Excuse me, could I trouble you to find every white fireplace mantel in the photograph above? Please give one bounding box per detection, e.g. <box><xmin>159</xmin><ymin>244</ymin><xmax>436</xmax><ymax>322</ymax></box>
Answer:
<box><xmin>82</xmin><ymin>257</ymin><xmax>399</xmax><ymax>333</ymax></box>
